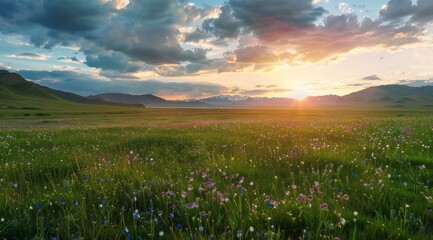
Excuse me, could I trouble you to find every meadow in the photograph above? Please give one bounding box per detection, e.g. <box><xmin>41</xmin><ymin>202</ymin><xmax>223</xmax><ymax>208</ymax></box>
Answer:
<box><xmin>0</xmin><ymin>108</ymin><xmax>432</xmax><ymax>239</ymax></box>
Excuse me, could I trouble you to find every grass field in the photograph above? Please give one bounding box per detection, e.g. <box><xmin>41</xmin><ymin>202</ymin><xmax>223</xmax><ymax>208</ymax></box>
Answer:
<box><xmin>0</xmin><ymin>108</ymin><xmax>432</xmax><ymax>239</ymax></box>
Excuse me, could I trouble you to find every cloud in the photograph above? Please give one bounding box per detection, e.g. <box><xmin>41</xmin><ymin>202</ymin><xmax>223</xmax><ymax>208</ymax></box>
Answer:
<box><xmin>58</xmin><ymin>56</ymin><xmax>81</xmax><ymax>63</ymax></box>
<box><xmin>203</xmin><ymin>5</ymin><xmax>241</xmax><ymax>39</ymax></box>
<box><xmin>339</xmin><ymin>3</ymin><xmax>353</xmax><ymax>14</ymax></box>
<box><xmin>379</xmin><ymin>0</ymin><xmax>414</xmax><ymax>22</ymax></box>
<box><xmin>7</xmin><ymin>53</ymin><xmax>49</xmax><ymax>60</ymax></box>
<box><xmin>1</xmin><ymin>0</ymin><xmax>433</xmax><ymax>78</ymax></box>
<box><xmin>17</xmin><ymin>69</ymin><xmax>228</xmax><ymax>98</ymax></box>
<box><xmin>362</xmin><ymin>75</ymin><xmax>382</xmax><ymax>80</ymax></box>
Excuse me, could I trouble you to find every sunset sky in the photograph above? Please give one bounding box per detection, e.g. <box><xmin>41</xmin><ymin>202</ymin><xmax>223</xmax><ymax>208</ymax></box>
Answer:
<box><xmin>1</xmin><ymin>0</ymin><xmax>432</xmax><ymax>99</ymax></box>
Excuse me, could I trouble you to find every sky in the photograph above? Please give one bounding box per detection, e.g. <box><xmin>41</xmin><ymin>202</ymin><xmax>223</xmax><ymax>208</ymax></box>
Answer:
<box><xmin>0</xmin><ymin>0</ymin><xmax>433</xmax><ymax>99</ymax></box>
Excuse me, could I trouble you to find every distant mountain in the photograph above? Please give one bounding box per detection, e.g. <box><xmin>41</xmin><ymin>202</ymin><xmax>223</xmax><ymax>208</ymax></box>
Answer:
<box><xmin>200</xmin><ymin>95</ymin><xmax>250</xmax><ymax>105</ymax></box>
<box><xmin>1</xmin><ymin>70</ymin><xmax>432</xmax><ymax>109</ymax></box>
<box><xmin>341</xmin><ymin>85</ymin><xmax>433</xmax><ymax>106</ymax></box>
<box><xmin>89</xmin><ymin>93</ymin><xmax>208</xmax><ymax>107</ymax></box>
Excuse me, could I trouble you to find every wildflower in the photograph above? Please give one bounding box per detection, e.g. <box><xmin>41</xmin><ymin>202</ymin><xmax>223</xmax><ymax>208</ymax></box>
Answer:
<box><xmin>236</xmin><ymin>229</ymin><xmax>243</xmax><ymax>238</ymax></box>
<box><xmin>99</xmin><ymin>198</ymin><xmax>105</xmax><ymax>204</ymax></box>
<box><xmin>159</xmin><ymin>231</ymin><xmax>164</xmax><ymax>236</ymax></box>
<box><xmin>320</xmin><ymin>203</ymin><xmax>328</xmax><ymax>210</ymax></box>
<box><xmin>51</xmin><ymin>236</ymin><xmax>57</xmax><ymax>240</ymax></box>
<box><xmin>403</xmin><ymin>182</ymin><xmax>407</xmax><ymax>187</ymax></box>
<box><xmin>339</xmin><ymin>218</ymin><xmax>346</xmax><ymax>226</ymax></box>
<box><xmin>60</xmin><ymin>198</ymin><xmax>66</xmax><ymax>203</ymax></box>
<box><xmin>249</xmin><ymin>226</ymin><xmax>254</xmax><ymax>232</ymax></box>
<box><xmin>35</xmin><ymin>204</ymin><xmax>41</xmax><ymax>211</ymax></box>
<box><xmin>132</xmin><ymin>212</ymin><xmax>140</xmax><ymax>219</ymax></box>
<box><xmin>73</xmin><ymin>200</ymin><xmax>79</xmax><ymax>206</ymax></box>
<box><xmin>169</xmin><ymin>213</ymin><xmax>174</xmax><ymax>219</ymax></box>
<box><xmin>102</xmin><ymin>220</ymin><xmax>107</xmax><ymax>225</ymax></box>
<box><xmin>198</xmin><ymin>226</ymin><xmax>204</xmax><ymax>232</ymax></box>
<box><xmin>123</xmin><ymin>228</ymin><xmax>129</xmax><ymax>234</ymax></box>
<box><xmin>177</xmin><ymin>223</ymin><xmax>182</xmax><ymax>229</ymax></box>
<box><xmin>427</xmin><ymin>206</ymin><xmax>432</xmax><ymax>211</ymax></box>
<box><xmin>83</xmin><ymin>175</ymin><xmax>88</xmax><ymax>181</ymax></box>
<box><xmin>1</xmin><ymin>218</ymin><xmax>4</xmax><ymax>222</ymax></box>
<box><xmin>353</xmin><ymin>211</ymin><xmax>358</xmax><ymax>216</ymax></box>
<box><xmin>11</xmin><ymin>183</ymin><xmax>17</xmax><ymax>188</ymax></box>
<box><xmin>296</xmin><ymin>194</ymin><xmax>306</xmax><ymax>201</ymax></box>
<box><xmin>187</xmin><ymin>184</ymin><xmax>193</xmax><ymax>191</ymax></box>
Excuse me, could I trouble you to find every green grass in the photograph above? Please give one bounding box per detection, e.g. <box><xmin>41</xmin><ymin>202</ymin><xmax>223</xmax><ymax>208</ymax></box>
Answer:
<box><xmin>0</xmin><ymin>108</ymin><xmax>432</xmax><ymax>239</ymax></box>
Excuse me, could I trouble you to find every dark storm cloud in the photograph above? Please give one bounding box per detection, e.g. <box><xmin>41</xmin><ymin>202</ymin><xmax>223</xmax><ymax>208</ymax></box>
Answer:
<box><xmin>17</xmin><ymin>70</ymin><xmax>228</xmax><ymax>97</ymax></box>
<box><xmin>379</xmin><ymin>0</ymin><xmax>414</xmax><ymax>22</ymax></box>
<box><xmin>362</xmin><ymin>75</ymin><xmax>382</xmax><ymax>81</ymax></box>
<box><xmin>228</xmin><ymin>0</ymin><xmax>326</xmax><ymax>39</ymax></box>
<box><xmin>84</xmin><ymin>50</ymin><xmax>141</xmax><ymax>73</ymax></box>
<box><xmin>203</xmin><ymin>5</ymin><xmax>241</xmax><ymax>39</ymax></box>
<box><xmin>32</xmin><ymin>0</ymin><xmax>109</xmax><ymax>33</ymax></box>
<box><xmin>184</xmin><ymin>29</ymin><xmax>213</xmax><ymax>43</ymax></box>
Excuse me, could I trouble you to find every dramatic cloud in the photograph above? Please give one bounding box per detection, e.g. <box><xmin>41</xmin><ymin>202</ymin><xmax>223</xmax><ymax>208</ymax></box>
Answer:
<box><xmin>7</xmin><ymin>53</ymin><xmax>49</xmax><ymax>60</ymax></box>
<box><xmin>17</xmin><ymin>70</ymin><xmax>227</xmax><ymax>98</ymax></box>
<box><xmin>0</xmin><ymin>0</ymin><xmax>433</xmax><ymax>79</ymax></box>
<box><xmin>362</xmin><ymin>75</ymin><xmax>382</xmax><ymax>81</ymax></box>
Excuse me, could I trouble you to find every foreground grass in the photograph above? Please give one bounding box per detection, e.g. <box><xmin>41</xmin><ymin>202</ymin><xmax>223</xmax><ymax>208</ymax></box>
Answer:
<box><xmin>0</xmin><ymin>109</ymin><xmax>432</xmax><ymax>239</ymax></box>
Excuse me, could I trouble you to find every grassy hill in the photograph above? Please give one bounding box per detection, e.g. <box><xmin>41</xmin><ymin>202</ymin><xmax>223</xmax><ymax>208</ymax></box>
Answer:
<box><xmin>0</xmin><ymin>71</ymin><xmax>144</xmax><ymax>116</ymax></box>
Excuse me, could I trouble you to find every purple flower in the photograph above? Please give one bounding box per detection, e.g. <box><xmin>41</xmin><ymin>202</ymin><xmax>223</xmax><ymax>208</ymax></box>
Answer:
<box><xmin>35</xmin><ymin>204</ymin><xmax>41</xmax><ymax>210</ymax></box>
<box><xmin>73</xmin><ymin>200</ymin><xmax>79</xmax><ymax>206</ymax></box>
<box><xmin>11</xmin><ymin>183</ymin><xmax>17</xmax><ymax>188</ymax></box>
<box><xmin>320</xmin><ymin>203</ymin><xmax>328</xmax><ymax>210</ymax></box>
<box><xmin>177</xmin><ymin>223</ymin><xmax>182</xmax><ymax>229</ymax></box>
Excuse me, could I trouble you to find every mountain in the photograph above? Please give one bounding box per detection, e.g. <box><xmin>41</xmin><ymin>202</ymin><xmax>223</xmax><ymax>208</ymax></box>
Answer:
<box><xmin>341</xmin><ymin>85</ymin><xmax>433</xmax><ymax>106</ymax></box>
<box><xmin>89</xmin><ymin>93</ymin><xmax>208</xmax><ymax>107</ymax></box>
<box><xmin>200</xmin><ymin>95</ymin><xmax>250</xmax><ymax>105</ymax></box>
<box><xmin>1</xmin><ymin>70</ymin><xmax>432</xmax><ymax>109</ymax></box>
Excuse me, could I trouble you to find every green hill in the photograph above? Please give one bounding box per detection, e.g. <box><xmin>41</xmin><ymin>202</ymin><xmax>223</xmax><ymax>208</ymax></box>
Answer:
<box><xmin>0</xmin><ymin>71</ymin><xmax>143</xmax><ymax>114</ymax></box>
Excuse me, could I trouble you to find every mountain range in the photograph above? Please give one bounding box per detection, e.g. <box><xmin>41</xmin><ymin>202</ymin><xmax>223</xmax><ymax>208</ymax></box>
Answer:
<box><xmin>1</xmin><ymin>70</ymin><xmax>432</xmax><ymax>109</ymax></box>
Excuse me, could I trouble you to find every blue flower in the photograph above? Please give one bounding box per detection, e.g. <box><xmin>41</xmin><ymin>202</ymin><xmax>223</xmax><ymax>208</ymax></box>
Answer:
<box><xmin>97</xmin><ymin>178</ymin><xmax>101</xmax><ymax>183</ymax></box>
<box><xmin>11</xmin><ymin>183</ymin><xmax>17</xmax><ymax>188</ymax></box>
<box><xmin>73</xmin><ymin>200</ymin><xmax>79</xmax><ymax>206</ymax></box>
<box><xmin>60</xmin><ymin>198</ymin><xmax>66</xmax><ymax>203</ymax></box>
<box><xmin>102</xmin><ymin>219</ymin><xmax>107</xmax><ymax>225</ymax></box>
<box><xmin>169</xmin><ymin>213</ymin><xmax>174</xmax><ymax>219</ymax></box>
<box><xmin>267</xmin><ymin>202</ymin><xmax>274</xmax><ymax>208</ymax></box>
<box><xmin>99</xmin><ymin>198</ymin><xmax>105</xmax><ymax>204</ymax></box>
<box><xmin>427</xmin><ymin>206</ymin><xmax>432</xmax><ymax>211</ymax></box>
<box><xmin>84</xmin><ymin>175</ymin><xmax>89</xmax><ymax>181</ymax></box>
<box><xmin>132</xmin><ymin>212</ymin><xmax>140</xmax><ymax>219</ymax></box>
<box><xmin>122</xmin><ymin>228</ymin><xmax>129</xmax><ymax>234</ymax></box>
<box><xmin>35</xmin><ymin>204</ymin><xmax>41</xmax><ymax>211</ymax></box>
<box><xmin>51</xmin><ymin>236</ymin><xmax>57</xmax><ymax>240</ymax></box>
<box><xmin>92</xmin><ymin>215</ymin><xmax>97</xmax><ymax>222</ymax></box>
<box><xmin>177</xmin><ymin>223</ymin><xmax>182</xmax><ymax>229</ymax></box>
